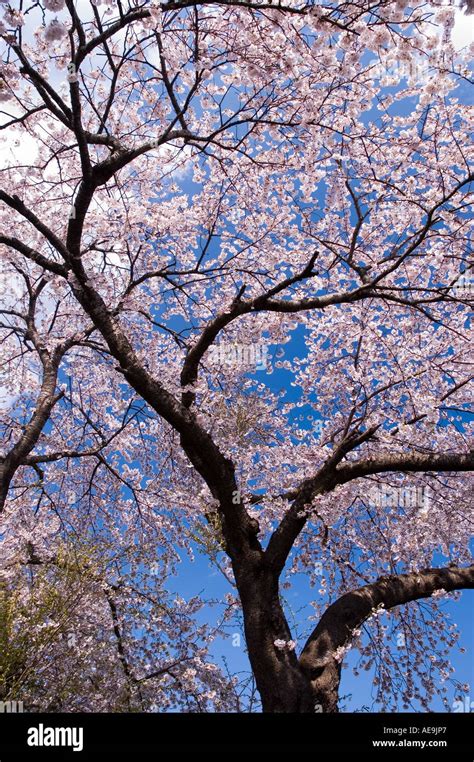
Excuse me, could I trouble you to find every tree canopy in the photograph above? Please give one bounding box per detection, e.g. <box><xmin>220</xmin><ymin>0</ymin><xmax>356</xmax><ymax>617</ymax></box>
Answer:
<box><xmin>0</xmin><ymin>0</ymin><xmax>473</xmax><ymax>713</ymax></box>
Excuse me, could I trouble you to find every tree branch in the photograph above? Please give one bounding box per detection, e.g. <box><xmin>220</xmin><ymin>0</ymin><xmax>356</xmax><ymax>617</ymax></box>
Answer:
<box><xmin>0</xmin><ymin>236</ymin><xmax>68</xmax><ymax>277</ymax></box>
<box><xmin>334</xmin><ymin>450</ymin><xmax>474</xmax><ymax>484</ymax></box>
<box><xmin>298</xmin><ymin>564</ymin><xmax>474</xmax><ymax>712</ymax></box>
<box><xmin>265</xmin><ymin>448</ymin><xmax>474</xmax><ymax>575</ymax></box>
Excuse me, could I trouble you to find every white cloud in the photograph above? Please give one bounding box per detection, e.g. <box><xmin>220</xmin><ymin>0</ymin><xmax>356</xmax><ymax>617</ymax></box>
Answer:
<box><xmin>452</xmin><ymin>7</ymin><xmax>474</xmax><ymax>50</ymax></box>
<box><xmin>0</xmin><ymin>124</ymin><xmax>39</xmax><ymax>164</ymax></box>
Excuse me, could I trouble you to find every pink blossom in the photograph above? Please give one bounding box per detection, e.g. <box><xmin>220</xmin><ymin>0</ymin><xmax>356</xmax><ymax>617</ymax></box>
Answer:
<box><xmin>4</xmin><ymin>9</ymin><xmax>24</xmax><ymax>27</ymax></box>
<box><xmin>43</xmin><ymin>0</ymin><xmax>65</xmax><ymax>10</ymax></box>
<box><xmin>44</xmin><ymin>19</ymin><xmax>68</xmax><ymax>42</ymax></box>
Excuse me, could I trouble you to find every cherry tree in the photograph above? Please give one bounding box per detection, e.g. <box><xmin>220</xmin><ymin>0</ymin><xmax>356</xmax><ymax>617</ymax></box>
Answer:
<box><xmin>0</xmin><ymin>0</ymin><xmax>473</xmax><ymax>713</ymax></box>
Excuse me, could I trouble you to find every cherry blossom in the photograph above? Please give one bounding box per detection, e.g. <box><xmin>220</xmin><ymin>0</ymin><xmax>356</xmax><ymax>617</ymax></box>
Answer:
<box><xmin>44</xmin><ymin>19</ymin><xmax>68</xmax><ymax>43</ymax></box>
<box><xmin>43</xmin><ymin>0</ymin><xmax>65</xmax><ymax>10</ymax></box>
<box><xmin>0</xmin><ymin>0</ymin><xmax>472</xmax><ymax>714</ymax></box>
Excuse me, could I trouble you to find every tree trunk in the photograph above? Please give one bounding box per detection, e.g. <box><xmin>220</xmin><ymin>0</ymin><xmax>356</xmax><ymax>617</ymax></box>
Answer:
<box><xmin>236</xmin><ymin>562</ymin><xmax>319</xmax><ymax>712</ymax></box>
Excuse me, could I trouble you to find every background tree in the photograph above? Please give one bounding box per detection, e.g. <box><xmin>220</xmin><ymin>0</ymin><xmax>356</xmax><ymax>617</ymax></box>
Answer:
<box><xmin>0</xmin><ymin>0</ymin><xmax>473</xmax><ymax>712</ymax></box>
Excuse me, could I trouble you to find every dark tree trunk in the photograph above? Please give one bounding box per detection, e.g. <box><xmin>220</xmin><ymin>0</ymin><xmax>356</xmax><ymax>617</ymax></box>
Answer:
<box><xmin>236</xmin><ymin>562</ymin><xmax>319</xmax><ymax>713</ymax></box>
